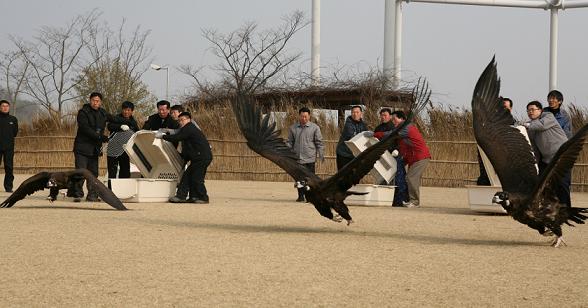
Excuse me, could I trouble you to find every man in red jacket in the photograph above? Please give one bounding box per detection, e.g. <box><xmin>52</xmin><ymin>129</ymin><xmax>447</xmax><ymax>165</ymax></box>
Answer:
<box><xmin>389</xmin><ymin>110</ymin><xmax>431</xmax><ymax>208</ymax></box>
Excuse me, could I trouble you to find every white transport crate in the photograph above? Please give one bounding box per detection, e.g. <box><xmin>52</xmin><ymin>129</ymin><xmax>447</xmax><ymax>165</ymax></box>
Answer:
<box><xmin>345</xmin><ymin>184</ymin><xmax>395</xmax><ymax>207</ymax></box>
<box><xmin>468</xmin><ymin>125</ymin><xmax>533</xmax><ymax>214</ymax></box>
<box><xmin>343</xmin><ymin>131</ymin><xmax>397</xmax><ymax>206</ymax></box>
<box><xmin>108</xmin><ymin>131</ymin><xmax>184</xmax><ymax>202</ymax></box>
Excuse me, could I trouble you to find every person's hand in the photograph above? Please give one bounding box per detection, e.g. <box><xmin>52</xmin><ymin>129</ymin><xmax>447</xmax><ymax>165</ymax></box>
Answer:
<box><xmin>319</xmin><ymin>155</ymin><xmax>325</xmax><ymax>163</ymax></box>
<box><xmin>373</xmin><ymin>131</ymin><xmax>385</xmax><ymax>140</ymax></box>
<box><xmin>523</xmin><ymin>122</ymin><xmax>530</xmax><ymax>128</ymax></box>
<box><xmin>391</xmin><ymin>149</ymin><xmax>399</xmax><ymax>157</ymax></box>
<box><xmin>154</xmin><ymin>131</ymin><xmax>165</xmax><ymax>139</ymax></box>
<box><xmin>120</xmin><ymin>124</ymin><xmax>130</xmax><ymax>131</ymax></box>
<box><xmin>363</xmin><ymin>131</ymin><xmax>374</xmax><ymax>138</ymax></box>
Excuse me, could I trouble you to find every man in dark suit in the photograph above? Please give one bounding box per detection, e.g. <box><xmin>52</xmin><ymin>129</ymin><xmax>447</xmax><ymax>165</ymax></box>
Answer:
<box><xmin>0</xmin><ymin>100</ymin><xmax>18</xmax><ymax>192</ymax></box>
<box><xmin>142</xmin><ymin>100</ymin><xmax>179</xmax><ymax>131</ymax></box>
<box><xmin>159</xmin><ymin>112</ymin><xmax>212</xmax><ymax>204</ymax></box>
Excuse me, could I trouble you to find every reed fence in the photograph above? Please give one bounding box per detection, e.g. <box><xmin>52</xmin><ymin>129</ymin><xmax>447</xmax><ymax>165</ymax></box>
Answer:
<box><xmin>6</xmin><ymin>135</ymin><xmax>588</xmax><ymax>192</ymax></box>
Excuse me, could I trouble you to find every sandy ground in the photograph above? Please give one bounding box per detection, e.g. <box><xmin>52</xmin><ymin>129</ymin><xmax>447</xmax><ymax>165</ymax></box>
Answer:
<box><xmin>1</xmin><ymin>175</ymin><xmax>588</xmax><ymax>307</ymax></box>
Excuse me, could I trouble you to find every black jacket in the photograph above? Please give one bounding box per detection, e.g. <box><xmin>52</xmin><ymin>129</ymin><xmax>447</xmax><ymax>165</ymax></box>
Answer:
<box><xmin>336</xmin><ymin>116</ymin><xmax>369</xmax><ymax>158</ymax></box>
<box><xmin>107</xmin><ymin>114</ymin><xmax>140</xmax><ymax>134</ymax></box>
<box><xmin>0</xmin><ymin>112</ymin><xmax>18</xmax><ymax>150</ymax></box>
<box><xmin>142</xmin><ymin>113</ymin><xmax>179</xmax><ymax>131</ymax></box>
<box><xmin>163</xmin><ymin>122</ymin><xmax>212</xmax><ymax>162</ymax></box>
<box><xmin>73</xmin><ymin>104</ymin><xmax>124</xmax><ymax>157</ymax></box>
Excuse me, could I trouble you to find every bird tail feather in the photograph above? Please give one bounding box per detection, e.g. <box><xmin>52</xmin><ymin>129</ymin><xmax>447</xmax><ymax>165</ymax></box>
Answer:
<box><xmin>565</xmin><ymin>207</ymin><xmax>588</xmax><ymax>226</ymax></box>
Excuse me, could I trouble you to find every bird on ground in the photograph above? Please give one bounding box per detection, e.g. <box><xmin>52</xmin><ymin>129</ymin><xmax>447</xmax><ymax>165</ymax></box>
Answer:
<box><xmin>231</xmin><ymin>80</ymin><xmax>430</xmax><ymax>225</ymax></box>
<box><xmin>472</xmin><ymin>57</ymin><xmax>587</xmax><ymax>247</ymax></box>
<box><xmin>1</xmin><ymin>169</ymin><xmax>127</xmax><ymax>210</ymax></box>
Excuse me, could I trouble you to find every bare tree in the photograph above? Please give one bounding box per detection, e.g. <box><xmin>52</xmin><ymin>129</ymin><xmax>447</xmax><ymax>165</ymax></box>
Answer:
<box><xmin>76</xmin><ymin>19</ymin><xmax>154</xmax><ymax>115</ymax></box>
<box><xmin>9</xmin><ymin>10</ymin><xmax>101</xmax><ymax>126</ymax></box>
<box><xmin>0</xmin><ymin>50</ymin><xmax>30</xmax><ymax>115</ymax></box>
<box><xmin>181</xmin><ymin>11</ymin><xmax>308</xmax><ymax>97</ymax></box>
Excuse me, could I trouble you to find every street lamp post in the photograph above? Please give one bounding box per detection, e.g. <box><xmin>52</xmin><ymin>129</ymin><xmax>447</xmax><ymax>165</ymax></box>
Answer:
<box><xmin>150</xmin><ymin>63</ymin><xmax>169</xmax><ymax>99</ymax></box>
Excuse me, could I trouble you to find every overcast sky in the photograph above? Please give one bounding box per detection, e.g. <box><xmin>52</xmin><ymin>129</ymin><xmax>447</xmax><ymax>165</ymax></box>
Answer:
<box><xmin>1</xmin><ymin>0</ymin><xmax>587</xmax><ymax>117</ymax></box>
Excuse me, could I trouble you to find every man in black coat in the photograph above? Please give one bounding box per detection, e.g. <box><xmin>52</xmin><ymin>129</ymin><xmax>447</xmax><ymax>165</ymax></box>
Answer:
<box><xmin>142</xmin><ymin>100</ymin><xmax>179</xmax><ymax>131</ymax></box>
<box><xmin>106</xmin><ymin>101</ymin><xmax>140</xmax><ymax>179</ymax></box>
<box><xmin>159</xmin><ymin>112</ymin><xmax>212</xmax><ymax>204</ymax></box>
<box><xmin>0</xmin><ymin>100</ymin><xmax>18</xmax><ymax>192</ymax></box>
<box><xmin>68</xmin><ymin>92</ymin><xmax>126</xmax><ymax>202</ymax></box>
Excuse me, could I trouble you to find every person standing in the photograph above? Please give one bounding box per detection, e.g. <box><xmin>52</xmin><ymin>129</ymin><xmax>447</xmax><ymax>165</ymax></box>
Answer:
<box><xmin>142</xmin><ymin>100</ymin><xmax>179</xmax><ymax>131</ymax></box>
<box><xmin>390</xmin><ymin>110</ymin><xmax>431</xmax><ymax>208</ymax></box>
<box><xmin>524</xmin><ymin>100</ymin><xmax>570</xmax><ymax>207</ymax></box>
<box><xmin>0</xmin><ymin>100</ymin><xmax>18</xmax><ymax>192</ymax></box>
<box><xmin>69</xmin><ymin>92</ymin><xmax>127</xmax><ymax>202</ymax></box>
<box><xmin>336</xmin><ymin>105</ymin><xmax>369</xmax><ymax>170</ymax></box>
<box><xmin>373</xmin><ymin>108</ymin><xmax>408</xmax><ymax>206</ymax></box>
<box><xmin>544</xmin><ymin>90</ymin><xmax>572</xmax><ymax>139</ymax></box>
<box><xmin>161</xmin><ymin>112</ymin><xmax>213</xmax><ymax>204</ymax></box>
<box><xmin>286</xmin><ymin>107</ymin><xmax>325</xmax><ymax>202</ymax></box>
<box><xmin>106</xmin><ymin>101</ymin><xmax>140</xmax><ymax>179</ymax></box>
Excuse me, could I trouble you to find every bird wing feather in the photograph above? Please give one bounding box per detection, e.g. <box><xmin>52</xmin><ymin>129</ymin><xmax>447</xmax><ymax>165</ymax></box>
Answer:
<box><xmin>0</xmin><ymin>172</ymin><xmax>52</xmax><ymax>208</ymax></box>
<box><xmin>231</xmin><ymin>95</ymin><xmax>319</xmax><ymax>182</ymax></box>
<box><xmin>471</xmin><ymin>57</ymin><xmax>539</xmax><ymax>197</ymax></box>
<box><xmin>68</xmin><ymin>169</ymin><xmax>127</xmax><ymax>210</ymax></box>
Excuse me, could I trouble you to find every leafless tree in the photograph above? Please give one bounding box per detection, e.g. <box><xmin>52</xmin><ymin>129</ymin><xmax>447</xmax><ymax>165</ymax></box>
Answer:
<box><xmin>8</xmin><ymin>10</ymin><xmax>101</xmax><ymax>126</ymax></box>
<box><xmin>0</xmin><ymin>50</ymin><xmax>30</xmax><ymax>115</ymax></box>
<box><xmin>180</xmin><ymin>11</ymin><xmax>308</xmax><ymax>97</ymax></box>
<box><xmin>76</xmin><ymin>19</ymin><xmax>154</xmax><ymax>115</ymax></box>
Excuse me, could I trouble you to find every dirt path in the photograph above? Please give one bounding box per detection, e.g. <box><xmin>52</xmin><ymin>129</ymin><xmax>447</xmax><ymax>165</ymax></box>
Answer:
<box><xmin>1</xmin><ymin>176</ymin><xmax>587</xmax><ymax>306</ymax></box>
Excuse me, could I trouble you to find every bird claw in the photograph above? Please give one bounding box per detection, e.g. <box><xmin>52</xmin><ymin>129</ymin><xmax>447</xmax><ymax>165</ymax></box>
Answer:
<box><xmin>346</xmin><ymin>219</ymin><xmax>354</xmax><ymax>226</ymax></box>
<box><xmin>542</xmin><ymin>230</ymin><xmax>554</xmax><ymax>237</ymax></box>
<box><xmin>332</xmin><ymin>214</ymin><xmax>343</xmax><ymax>223</ymax></box>
<box><xmin>551</xmin><ymin>236</ymin><xmax>567</xmax><ymax>248</ymax></box>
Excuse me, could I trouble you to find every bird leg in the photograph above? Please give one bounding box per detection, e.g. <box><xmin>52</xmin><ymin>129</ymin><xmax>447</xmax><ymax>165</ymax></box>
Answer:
<box><xmin>346</xmin><ymin>219</ymin><xmax>354</xmax><ymax>226</ymax></box>
<box><xmin>551</xmin><ymin>236</ymin><xmax>567</xmax><ymax>248</ymax></box>
<box><xmin>331</xmin><ymin>214</ymin><xmax>343</xmax><ymax>223</ymax></box>
<box><xmin>541</xmin><ymin>230</ymin><xmax>554</xmax><ymax>237</ymax></box>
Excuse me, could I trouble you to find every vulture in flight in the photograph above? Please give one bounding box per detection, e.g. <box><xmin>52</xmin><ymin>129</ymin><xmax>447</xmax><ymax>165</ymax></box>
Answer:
<box><xmin>231</xmin><ymin>80</ymin><xmax>430</xmax><ymax>224</ymax></box>
<box><xmin>472</xmin><ymin>57</ymin><xmax>587</xmax><ymax>247</ymax></box>
<box><xmin>1</xmin><ymin>169</ymin><xmax>127</xmax><ymax>210</ymax></box>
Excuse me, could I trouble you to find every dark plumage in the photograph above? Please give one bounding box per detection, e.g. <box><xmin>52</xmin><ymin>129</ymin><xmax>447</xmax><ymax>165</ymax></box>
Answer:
<box><xmin>1</xmin><ymin>169</ymin><xmax>126</xmax><ymax>210</ymax></box>
<box><xmin>472</xmin><ymin>57</ymin><xmax>588</xmax><ymax>247</ymax></box>
<box><xmin>231</xmin><ymin>80</ymin><xmax>430</xmax><ymax>224</ymax></box>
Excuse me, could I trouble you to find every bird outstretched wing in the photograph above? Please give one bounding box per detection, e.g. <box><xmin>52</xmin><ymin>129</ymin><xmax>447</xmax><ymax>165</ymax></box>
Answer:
<box><xmin>531</xmin><ymin>124</ymin><xmax>588</xmax><ymax>207</ymax></box>
<box><xmin>231</xmin><ymin>95</ymin><xmax>319</xmax><ymax>182</ymax></box>
<box><xmin>68</xmin><ymin>169</ymin><xmax>127</xmax><ymax>210</ymax></box>
<box><xmin>0</xmin><ymin>172</ymin><xmax>52</xmax><ymax>208</ymax></box>
<box><xmin>321</xmin><ymin>78</ymin><xmax>431</xmax><ymax>193</ymax></box>
<box><xmin>471</xmin><ymin>57</ymin><xmax>538</xmax><ymax>196</ymax></box>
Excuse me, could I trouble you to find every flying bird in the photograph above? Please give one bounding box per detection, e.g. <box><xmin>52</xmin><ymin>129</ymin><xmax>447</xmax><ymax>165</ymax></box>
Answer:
<box><xmin>1</xmin><ymin>169</ymin><xmax>127</xmax><ymax>210</ymax></box>
<box><xmin>231</xmin><ymin>81</ymin><xmax>430</xmax><ymax>224</ymax></box>
<box><xmin>472</xmin><ymin>57</ymin><xmax>587</xmax><ymax>247</ymax></box>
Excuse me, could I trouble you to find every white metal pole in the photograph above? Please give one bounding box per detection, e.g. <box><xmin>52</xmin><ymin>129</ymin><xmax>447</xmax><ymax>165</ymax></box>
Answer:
<box><xmin>166</xmin><ymin>68</ymin><xmax>169</xmax><ymax>99</ymax></box>
<box><xmin>549</xmin><ymin>7</ymin><xmax>558</xmax><ymax>91</ymax></box>
<box><xmin>393</xmin><ymin>0</ymin><xmax>403</xmax><ymax>89</ymax></box>
<box><xmin>383</xmin><ymin>0</ymin><xmax>396</xmax><ymax>81</ymax></box>
<box><xmin>311</xmin><ymin>0</ymin><xmax>321</xmax><ymax>86</ymax></box>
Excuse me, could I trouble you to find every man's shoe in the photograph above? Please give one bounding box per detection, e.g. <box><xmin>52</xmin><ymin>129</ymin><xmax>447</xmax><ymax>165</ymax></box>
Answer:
<box><xmin>402</xmin><ymin>201</ymin><xmax>420</xmax><ymax>208</ymax></box>
<box><xmin>86</xmin><ymin>196</ymin><xmax>100</xmax><ymax>202</ymax></box>
<box><xmin>6</xmin><ymin>189</ymin><xmax>13</xmax><ymax>193</ymax></box>
<box><xmin>296</xmin><ymin>197</ymin><xmax>305</xmax><ymax>202</ymax></box>
<box><xmin>169</xmin><ymin>196</ymin><xmax>187</xmax><ymax>203</ymax></box>
<box><xmin>190</xmin><ymin>198</ymin><xmax>209</xmax><ymax>204</ymax></box>
<box><xmin>73</xmin><ymin>197</ymin><xmax>82</xmax><ymax>203</ymax></box>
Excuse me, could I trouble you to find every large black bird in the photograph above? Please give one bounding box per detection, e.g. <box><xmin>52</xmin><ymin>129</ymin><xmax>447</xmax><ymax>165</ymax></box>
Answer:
<box><xmin>231</xmin><ymin>81</ymin><xmax>430</xmax><ymax>224</ymax></box>
<box><xmin>472</xmin><ymin>58</ymin><xmax>587</xmax><ymax>247</ymax></box>
<box><xmin>1</xmin><ymin>169</ymin><xmax>127</xmax><ymax>210</ymax></box>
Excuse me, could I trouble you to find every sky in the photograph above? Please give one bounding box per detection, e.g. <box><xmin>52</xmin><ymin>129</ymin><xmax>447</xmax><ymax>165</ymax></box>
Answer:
<box><xmin>1</xmin><ymin>0</ymin><xmax>587</xmax><ymax>117</ymax></box>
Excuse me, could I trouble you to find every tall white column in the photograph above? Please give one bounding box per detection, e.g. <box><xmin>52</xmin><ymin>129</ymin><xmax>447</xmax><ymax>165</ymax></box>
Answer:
<box><xmin>383</xmin><ymin>0</ymin><xmax>396</xmax><ymax>81</ymax></box>
<box><xmin>311</xmin><ymin>0</ymin><xmax>321</xmax><ymax>86</ymax></box>
<box><xmin>393</xmin><ymin>0</ymin><xmax>403</xmax><ymax>89</ymax></box>
<box><xmin>549</xmin><ymin>7</ymin><xmax>558</xmax><ymax>91</ymax></box>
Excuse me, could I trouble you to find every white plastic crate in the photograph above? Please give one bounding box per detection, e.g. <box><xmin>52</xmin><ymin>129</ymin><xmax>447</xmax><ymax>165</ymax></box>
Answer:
<box><xmin>344</xmin><ymin>131</ymin><xmax>397</xmax><ymax>184</ymax></box>
<box><xmin>345</xmin><ymin>184</ymin><xmax>396</xmax><ymax>207</ymax></box>
<box><xmin>108</xmin><ymin>178</ymin><xmax>177</xmax><ymax>203</ymax></box>
<box><xmin>108</xmin><ymin>131</ymin><xmax>184</xmax><ymax>203</ymax></box>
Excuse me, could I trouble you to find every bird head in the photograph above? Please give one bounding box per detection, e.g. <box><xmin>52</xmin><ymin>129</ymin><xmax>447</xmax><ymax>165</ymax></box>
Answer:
<box><xmin>492</xmin><ymin>191</ymin><xmax>511</xmax><ymax>209</ymax></box>
<box><xmin>47</xmin><ymin>178</ymin><xmax>57</xmax><ymax>188</ymax></box>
